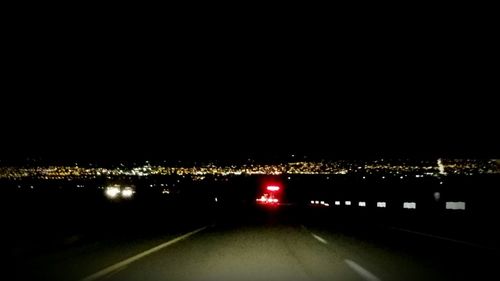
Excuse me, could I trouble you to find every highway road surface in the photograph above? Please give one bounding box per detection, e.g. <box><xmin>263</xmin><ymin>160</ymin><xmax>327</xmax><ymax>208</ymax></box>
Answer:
<box><xmin>15</xmin><ymin>215</ymin><xmax>498</xmax><ymax>281</ymax></box>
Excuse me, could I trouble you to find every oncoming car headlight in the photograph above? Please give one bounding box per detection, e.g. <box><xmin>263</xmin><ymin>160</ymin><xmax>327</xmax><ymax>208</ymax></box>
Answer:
<box><xmin>105</xmin><ymin>186</ymin><xmax>121</xmax><ymax>199</ymax></box>
<box><xmin>121</xmin><ymin>187</ymin><xmax>134</xmax><ymax>198</ymax></box>
<box><xmin>104</xmin><ymin>185</ymin><xmax>135</xmax><ymax>199</ymax></box>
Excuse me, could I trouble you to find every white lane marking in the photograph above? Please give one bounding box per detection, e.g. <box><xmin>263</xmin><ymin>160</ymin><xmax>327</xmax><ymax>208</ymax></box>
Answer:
<box><xmin>80</xmin><ymin>226</ymin><xmax>209</xmax><ymax>281</ymax></box>
<box><xmin>345</xmin><ymin>259</ymin><xmax>381</xmax><ymax>281</ymax></box>
<box><xmin>311</xmin><ymin>233</ymin><xmax>328</xmax><ymax>244</ymax></box>
<box><xmin>389</xmin><ymin>227</ymin><xmax>489</xmax><ymax>249</ymax></box>
<box><xmin>100</xmin><ymin>265</ymin><xmax>127</xmax><ymax>279</ymax></box>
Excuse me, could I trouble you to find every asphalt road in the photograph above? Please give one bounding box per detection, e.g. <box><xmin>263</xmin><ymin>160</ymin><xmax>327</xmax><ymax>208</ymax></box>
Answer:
<box><xmin>14</xmin><ymin>209</ymin><xmax>498</xmax><ymax>281</ymax></box>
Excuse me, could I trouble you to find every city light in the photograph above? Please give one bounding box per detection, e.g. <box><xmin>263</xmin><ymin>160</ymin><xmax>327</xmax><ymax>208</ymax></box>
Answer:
<box><xmin>377</xmin><ymin>202</ymin><xmax>386</xmax><ymax>208</ymax></box>
<box><xmin>437</xmin><ymin>158</ymin><xmax>447</xmax><ymax>175</ymax></box>
<box><xmin>1</xmin><ymin>159</ymin><xmax>498</xmax><ymax>180</ymax></box>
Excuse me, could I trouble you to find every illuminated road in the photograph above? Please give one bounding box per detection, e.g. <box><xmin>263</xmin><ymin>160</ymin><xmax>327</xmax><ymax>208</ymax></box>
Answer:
<box><xmin>17</xmin><ymin>215</ymin><xmax>497</xmax><ymax>281</ymax></box>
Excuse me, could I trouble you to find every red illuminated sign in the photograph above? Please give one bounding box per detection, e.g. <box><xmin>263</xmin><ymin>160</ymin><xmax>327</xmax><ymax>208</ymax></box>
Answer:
<box><xmin>266</xmin><ymin>185</ymin><xmax>280</xmax><ymax>191</ymax></box>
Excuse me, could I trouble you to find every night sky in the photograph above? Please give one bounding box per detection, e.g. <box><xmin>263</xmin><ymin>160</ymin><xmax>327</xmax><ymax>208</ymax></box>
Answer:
<box><xmin>2</xmin><ymin>96</ymin><xmax>497</xmax><ymax>163</ymax></box>
<box><xmin>2</xmin><ymin>73</ymin><xmax>498</xmax><ymax>162</ymax></box>
<box><xmin>2</xmin><ymin>25</ymin><xmax>497</xmax><ymax>163</ymax></box>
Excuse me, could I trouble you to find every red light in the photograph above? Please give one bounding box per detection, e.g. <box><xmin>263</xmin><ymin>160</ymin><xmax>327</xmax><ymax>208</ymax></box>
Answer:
<box><xmin>267</xmin><ymin>185</ymin><xmax>280</xmax><ymax>191</ymax></box>
<box><xmin>256</xmin><ymin>195</ymin><xmax>267</xmax><ymax>202</ymax></box>
<box><xmin>256</xmin><ymin>195</ymin><xmax>279</xmax><ymax>205</ymax></box>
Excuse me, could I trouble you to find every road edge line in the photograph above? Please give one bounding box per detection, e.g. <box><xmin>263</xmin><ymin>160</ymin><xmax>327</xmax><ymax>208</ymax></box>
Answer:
<box><xmin>80</xmin><ymin>225</ymin><xmax>209</xmax><ymax>281</ymax></box>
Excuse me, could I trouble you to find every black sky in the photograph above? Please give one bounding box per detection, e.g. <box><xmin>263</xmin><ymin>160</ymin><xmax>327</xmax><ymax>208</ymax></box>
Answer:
<box><xmin>2</xmin><ymin>94</ymin><xmax>497</xmax><ymax>162</ymax></box>
<box><xmin>2</xmin><ymin>19</ymin><xmax>498</xmax><ymax>162</ymax></box>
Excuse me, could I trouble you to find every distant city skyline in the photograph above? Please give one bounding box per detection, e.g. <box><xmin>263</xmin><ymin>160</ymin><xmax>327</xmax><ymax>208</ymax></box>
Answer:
<box><xmin>1</xmin><ymin>159</ymin><xmax>498</xmax><ymax>180</ymax></box>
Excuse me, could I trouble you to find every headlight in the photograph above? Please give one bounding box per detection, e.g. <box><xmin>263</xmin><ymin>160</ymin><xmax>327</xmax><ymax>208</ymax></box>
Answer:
<box><xmin>121</xmin><ymin>187</ymin><xmax>134</xmax><ymax>198</ymax></box>
<box><xmin>105</xmin><ymin>186</ymin><xmax>121</xmax><ymax>199</ymax></box>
